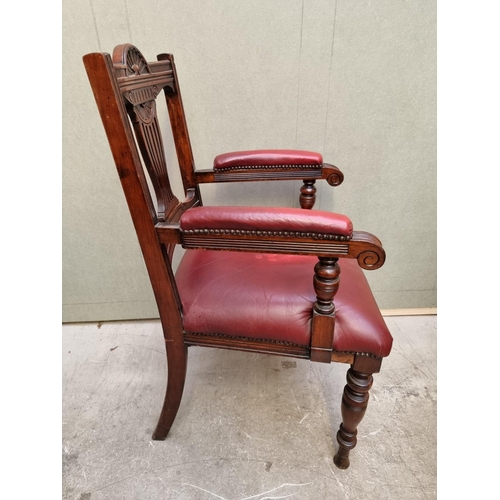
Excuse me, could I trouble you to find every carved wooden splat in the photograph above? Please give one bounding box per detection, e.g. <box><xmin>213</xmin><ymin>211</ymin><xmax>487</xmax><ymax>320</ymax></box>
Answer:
<box><xmin>112</xmin><ymin>44</ymin><xmax>178</xmax><ymax>221</ymax></box>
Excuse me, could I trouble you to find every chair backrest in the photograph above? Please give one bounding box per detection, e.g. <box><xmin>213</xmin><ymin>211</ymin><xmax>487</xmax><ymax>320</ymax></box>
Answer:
<box><xmin>83</xmin><ymin>43</ymin><xmax>198</xmax><ymax>342</ymax></box>
<box><xmin>84</xmin><ymin>43</ymin><xmax>201</xmax><ymax>221</ymax></box>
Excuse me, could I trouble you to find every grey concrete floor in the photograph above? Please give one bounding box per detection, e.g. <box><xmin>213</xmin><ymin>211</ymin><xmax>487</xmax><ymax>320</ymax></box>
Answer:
<box><xmin>62</xmin><ymin>315</ymin><xmax>436</xmax><ymax>500</ymax></box>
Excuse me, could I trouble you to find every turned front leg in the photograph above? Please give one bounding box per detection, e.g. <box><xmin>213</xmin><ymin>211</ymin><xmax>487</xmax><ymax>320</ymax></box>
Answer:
<box><xmin>333</xmin><ymin>367</ymin><xmax>373</xmax><ymax>469</ymax></box>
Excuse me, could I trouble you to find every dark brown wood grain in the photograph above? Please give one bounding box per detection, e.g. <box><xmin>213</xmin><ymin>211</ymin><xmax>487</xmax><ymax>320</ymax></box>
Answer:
<box><xmin>310</xmin><ymin>258</ymin><xmax>340</xmax><ymax>363</ymax></box>
<box><xmin>83</xmin><ymin>43</ymin><xmax>389</xmax><ymax>469</ymax></box>
<box><xmin>334</xmin><ymin>368</ymin><xmax>374</xmax><ymax>469</ymax></box>
<box><xmin>83</xmin><ymin>49</ymin><xmax>188</xmax><ymax>441</ymax></box>
<box><xmin>157</xmin><ymin>53</ymin><xmax>201</xmax><ymax>203</ymax></box>
<box><xmin>300</xmin><ymin>179</ymin><xmax>317</xmax><ymax>209</ymax></box>
<box><xmin>194</xmin><ymin>162</ymin><xmax>344</xmax><ymax>185</ymax></box>
<box><xmin>155</xmin><ymin>224</ymin><xmax>385</xmax><ymax>270</ymax></box>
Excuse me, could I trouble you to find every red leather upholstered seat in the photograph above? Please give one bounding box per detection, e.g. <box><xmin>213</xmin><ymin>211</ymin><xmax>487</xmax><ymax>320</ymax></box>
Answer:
<box><xmin>176</xmin><ymin>250</ymin><xmax>393</xmax><ymax>358</ymax></box>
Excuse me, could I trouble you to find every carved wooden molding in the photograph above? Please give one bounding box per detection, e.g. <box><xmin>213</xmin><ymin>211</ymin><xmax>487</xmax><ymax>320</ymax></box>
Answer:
<box><xmin>197</xmin><ymin>164</ymin><xmax>344</xmax><ymax>185</ymax></box>
<box><xmin>182</xmin><ymin>233</ymin><xmax>383</xmax><ymax>269</ymax></box>
<box><xmin>343</xmin><ymin>351</ymin><xmax>383</xmax><ymax>360</ymax></box>
<box><xmin>184</xmin><ymin>331</ymin><xmax>307</xmax><ymax>347</ymax></box>
<box><xmin>182</xmin><ymin>332</ymin><xmax>379</xmax><ymax>365</ymax></box>
<box><xmin>155</xmin><ymin>222</ymin><xmax>385</xmax><ymax>269</ymax></box>
<box><xmin>181</xmin><ymin>235</ymin><xmax>350</xmax><ymax>256</ymax></box>
<box><xmin>118</xmin><ymin>72</ymin><xmax>174</xmax><ymax>95</ymax></box>
<box><xmin>113</xmin><ymin>43</ymin><xmax>175</xmax><ymax>94</ymax></box>
<box><xmin>124</xmin><ymin>85</ymin><xmax>161</xmax><ymax>108</ymax></box>
<box><xmin>213</xmin><ymin>168</ymin><xmax>322</xmax><ymax>183</ymax></box>
<box><xmin>349</xmin><ymin>231</ymin><xmax>385</xmax><ymax>269</ymax></box>
<box><xmin>325</xmin><ymin>174</ymin><xmax>343</xmax><ymax>186</ymax></box>
<box><xmin>109</xmin><ymin>44</ymin><xmax>180</xmax><ymax>222</ymax></box>
<box><xmin>321</xmin><ymin>163</ymin><xmax>344</xmax><ymax>186</ymax></box>
<box><xmin>183</xmin><ymin>331</ymin><xmax>310</xmax><ymax>358</ymax></box>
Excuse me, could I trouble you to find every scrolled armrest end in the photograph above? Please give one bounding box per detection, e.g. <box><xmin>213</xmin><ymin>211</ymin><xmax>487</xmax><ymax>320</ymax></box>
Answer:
<box><xmin>349</xmin><ymin>231</ymin><xmax>386</xmax><ymax>270</ymax></box>
<box><xmin>357</xmin><ymin>249</ymin><xmax>385</xmax><ymax>270</ymax></box>
<box><xmin>322</xmin><ymin>163</ymin><xmax>344</xmax><ymax>186</ymax></box>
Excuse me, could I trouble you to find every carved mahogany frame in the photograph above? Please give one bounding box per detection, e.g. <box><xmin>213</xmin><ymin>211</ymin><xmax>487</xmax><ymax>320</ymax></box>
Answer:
<box><xmin>83</xmin><ymin>44</ymin><xmax>387</xmax><ymax>469</ymax></box>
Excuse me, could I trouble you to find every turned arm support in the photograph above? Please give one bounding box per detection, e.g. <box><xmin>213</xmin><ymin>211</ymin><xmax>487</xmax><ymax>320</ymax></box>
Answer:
<box><xmin>194</xmin><ymin>149</ymin><xmax>344</xmax><ymax>186</ymax></box>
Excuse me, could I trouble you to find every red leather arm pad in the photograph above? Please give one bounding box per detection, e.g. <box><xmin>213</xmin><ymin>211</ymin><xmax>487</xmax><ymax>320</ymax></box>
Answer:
<box><xmin>214</xmin><ymin>150</ymin><xmax>323</xmax><ymax>169</ymax></box>
<box><xmin>179</xmin><ymin>206</ymin><xmax>353</xmax><ymax>237</ymax></box>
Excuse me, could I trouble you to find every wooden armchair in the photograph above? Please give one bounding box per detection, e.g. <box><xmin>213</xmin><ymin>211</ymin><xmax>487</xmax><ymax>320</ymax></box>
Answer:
<box><xmin>83</xmin><ymin>43</ymin><xmax>393</xmax><ymax>469</ymax></box>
